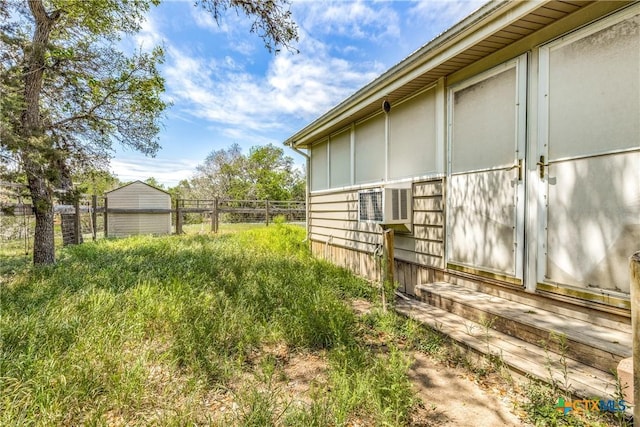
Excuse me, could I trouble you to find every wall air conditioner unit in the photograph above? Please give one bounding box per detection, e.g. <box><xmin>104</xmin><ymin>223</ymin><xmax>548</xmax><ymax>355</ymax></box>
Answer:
<box><xmin>358</xmin><ymin>188</ymin><xmax>412</xmax><ymax>232</ymax></box>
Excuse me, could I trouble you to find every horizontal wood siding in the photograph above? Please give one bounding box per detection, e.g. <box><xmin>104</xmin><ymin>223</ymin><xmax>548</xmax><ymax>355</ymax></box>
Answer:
<box><xmin>310</xmin><ymin>240</ymin><xmax>445</xmax><ymax>296</ymax></box>
<box><xmin>393</xmin><ymin>260</ymin><xmax>445</xmax><ymax>295</ymax></box>
<box><xmin>394</xmin><ymin>179</ymin><xmax>445</xmax><ymax>268</ymax></box>
<box><xmin>310</xmin><ymin>240</ymin><xmax>380</xmax><ymax>282</ymax></box>
<box><xmin>108</xmin><ymin>213</ymin><xmax>172</xmax><ymax>237</ymax></box>
<box><xmin>309</xmin><ymin>189</ymin><xmax>381</xmax><ymax>254</ymax></box>
<box><xmin>309</xmin><ymin>178</ymin><xmax>446</xmax><ymax>292</ymax></box>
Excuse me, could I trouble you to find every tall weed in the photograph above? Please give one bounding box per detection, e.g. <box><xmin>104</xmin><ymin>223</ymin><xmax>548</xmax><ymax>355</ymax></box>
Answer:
<box><xmin>327</xmin><ymin>344</ymin><xmax>416</xmax><ymax>426</ymax></box>
<box><xmin>1</xmin><ymin>224</ymin><xmax>412</xmax><ymax>425</ymax></box>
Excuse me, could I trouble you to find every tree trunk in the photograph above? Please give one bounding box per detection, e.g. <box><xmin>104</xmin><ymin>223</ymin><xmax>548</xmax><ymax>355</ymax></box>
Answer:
<box><xmin>20</xmin><ymin>1</ymin><xmax>61</xmax><ymax>265</ymax></box>
<box><xmin>32</xmin><ymin>199</ymin><xmax>55</xmax><ymax>264</ymax></box>
<box><xmin>26</xmin><ymin>164</ymin><xmax>55</xmax><ymax>264</ymax></box>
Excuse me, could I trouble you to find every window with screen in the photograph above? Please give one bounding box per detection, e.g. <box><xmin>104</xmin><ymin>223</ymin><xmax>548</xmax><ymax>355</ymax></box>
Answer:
<box><xmin>310</xmin><ymin>140</ymin><xmax>328</xmax><ymax>191</ymax></box>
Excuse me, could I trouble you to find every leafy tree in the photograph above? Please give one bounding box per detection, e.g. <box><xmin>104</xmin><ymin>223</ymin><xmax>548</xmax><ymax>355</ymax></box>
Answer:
<box><xmin>73</xmin><ymin>169</ymin><xmax>121</xmax><ymax>196</ymax></box>
<box><xmin>144</xmin><ymin>177</ymin><xmax>164</xmax><ymax>189</ymax></box>
<box><xmin>166</xmin><ymin>179</ymin><xmax>191</xmax><ymax>201</ymax></box>
<box><xmin>196</xmin><ymin>0</ymin><xmax>298</xmax><ymax>53</ymax></box>
<box><xmin>245</xmin><ymin>144</ymin><xmax>303</xmax><ymax>200</ymax></box>
<box><xmin>1</xmin><ymin>0</ymin><xmax>297</xmax><ymax>265</ymax></box>
<box><xmin>2</xmin><ymin>0</ymin><xmax>166</xmax><ymax>263</ymax></box>
<box><xmin>189</xmin><ymin>143</ymin><xmax>304</xmax><ymax>201</ymax></box>
<box><xmin>190</xmin><ymin>143</ymin><xmax>244</xmax><ymax>199</ymax></box>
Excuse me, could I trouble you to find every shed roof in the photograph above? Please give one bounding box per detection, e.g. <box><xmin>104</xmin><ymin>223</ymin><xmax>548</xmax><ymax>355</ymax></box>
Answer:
<box><xmin>284</xmin><ymin>0</ymin><xmax>613</xmax><ymax>149</ymax></box>
<box><xmin>105</xmin><ymin>180</ymin><xmax>170</xmax><ymax>195</ymax></box>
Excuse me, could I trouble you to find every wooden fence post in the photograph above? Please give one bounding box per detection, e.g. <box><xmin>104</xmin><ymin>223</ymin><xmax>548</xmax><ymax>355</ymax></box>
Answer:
<box><xmin>104</xmin><ymin>197</ymin><xmax>108</xmax><ymax>238</ymax></box>
<box><xmin>175</xmin><ymin>199</ymin><xmax>182</xmax><ymax>234</ymax></box>
<box><xmin>265</xmin><ymin>199</ymin><xmax>270</xmax><ymax>226</ymax></box>
<box><xmin>91</xmin><ymin>195</ymin><xmax>97</xmax><ymax>241</ymax></box>
<box><xmin>210</xmin><ymin>199</ymin><xmax>216</xmax><ymax>233</ymax></box>
<box><xmin>213</xmin><ymin>198</ymin><xmax>219</xmax><ymax>233</ymax></box>
<box><xmin>74</xmin><ymin>198</ymin><xmax>81</xmax><ymax>244</ymax></box>
<box><xmin>631</xmin><ymin>252</ymin><xmax>639</xmax><ymax>420</ymax></box>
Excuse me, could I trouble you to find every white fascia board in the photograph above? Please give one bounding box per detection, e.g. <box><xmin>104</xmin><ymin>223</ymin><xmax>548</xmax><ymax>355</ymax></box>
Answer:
<box><xmin>286</xmin><ymin>0</ymin><xmax>548</xmax><ymax>148</ymax></box>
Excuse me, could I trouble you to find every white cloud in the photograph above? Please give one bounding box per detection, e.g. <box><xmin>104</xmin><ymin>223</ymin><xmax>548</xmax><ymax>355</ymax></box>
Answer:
<box><xmin>162</xmin><ymin>29</ymin><xmax>384</xmax><ymax>136</ymax></box>
<box><xmin>134</xmin><ymin>13</ymin><xmax>165</xmax><ymax>51</ymax></box>
<box><xmin>189</xmin><ymin>5</ymin><xmax>258</xmax><ymax>55</ymax></box>
<box><xmin>190</xmin><ymin>6</ymin><xmax>228</xmax><ymax>33</ymax></box>
<box><xmin>295</xmin><ymin>0</ymin><xmax>400</xmax><ymax>41</ymax></box>
<box><xmin>408</xmin><ymin>0</ymin><xmax>487</xmax><ymax>29</ymax></box>
<box><xmin>110</xmin><ymin>157</ymin><xmax>200</xmax><ymax>187</ymax></box>
<box><xmin>230</xmin><ymin>40</ymin><xmax>256</xmax><ymax>56</ymax></box>
<box><xmin>267</xmin><ymin>39</ymin><xmax>383</xmax><ymax>117</ymax></box>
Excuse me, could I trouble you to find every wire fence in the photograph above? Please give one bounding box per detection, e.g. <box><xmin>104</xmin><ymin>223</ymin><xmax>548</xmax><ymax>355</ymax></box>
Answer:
<box><xmin>175</xmin><ymin>199</ymin><xmax>306</xmax><ymax>233</ymax></box>
<box><xmin>1</xmin><ymin>184</ymin><xmax>305</xmax><ymax>252</ymax></box>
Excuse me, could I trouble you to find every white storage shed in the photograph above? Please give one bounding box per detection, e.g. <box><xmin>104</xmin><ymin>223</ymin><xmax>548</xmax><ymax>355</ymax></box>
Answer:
<box><xmin>105</xmin><ymin>181</ymin><xmax>172</xmax><ymax>237</ymax></box>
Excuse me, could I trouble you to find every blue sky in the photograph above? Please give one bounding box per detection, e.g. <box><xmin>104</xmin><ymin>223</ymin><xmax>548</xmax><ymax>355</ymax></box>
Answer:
<box><xmin>113</xmin><ymin>0</ymin><xmax>486</xmax><ymax>187</ymax></box>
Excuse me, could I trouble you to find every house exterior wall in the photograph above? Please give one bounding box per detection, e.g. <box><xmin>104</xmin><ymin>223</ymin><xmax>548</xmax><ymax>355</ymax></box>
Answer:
<box><xmin>106</xmin><ymin>182</ymin><xmax>172</xmax><ymax>237</ymax></box>
<box><xmin>309</xmin><ymin>179</ymin><xmax>445</xmax><ymax>293</ymax></box>
<box><xmin>306</xmin><ymin>2</ymin><xmax>639</xmax><ymax>311</ymax></box>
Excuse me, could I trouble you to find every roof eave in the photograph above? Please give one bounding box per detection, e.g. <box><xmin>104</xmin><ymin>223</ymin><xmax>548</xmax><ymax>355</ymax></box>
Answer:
<box><xmin>284</xmin><ymin>0</ymin><xmax>537</xmax><ymax>149</ymax></box>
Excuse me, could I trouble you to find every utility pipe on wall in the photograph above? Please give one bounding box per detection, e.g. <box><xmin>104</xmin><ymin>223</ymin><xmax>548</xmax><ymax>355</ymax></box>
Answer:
<box><xmin>285</xmin><ymin>142</ymin><xmax>310</xmax><ymax>241</ymax></box>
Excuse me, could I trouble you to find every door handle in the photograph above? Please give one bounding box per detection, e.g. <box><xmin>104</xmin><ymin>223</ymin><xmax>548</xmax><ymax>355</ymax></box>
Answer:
<box><xmin>507</xmin><ymin>159</ymin><xmax>523</xmax><ymax>181</ymax></box>
<box><xmin>536</xmin><ymin>155</ymin><xmax>548</xmax><ymax>179</ymax></box>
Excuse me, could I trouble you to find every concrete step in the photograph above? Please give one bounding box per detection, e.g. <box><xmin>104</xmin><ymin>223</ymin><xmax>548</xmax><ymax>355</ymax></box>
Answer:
<box><xmin>414</xmin><ymin>282</ymin><xmax>632</xmax><ymax>374</ymax></box>
<box><xmin>395</xmin><ymin>296</ymin><xmax>621</xmax><ymax>401</ymax></box>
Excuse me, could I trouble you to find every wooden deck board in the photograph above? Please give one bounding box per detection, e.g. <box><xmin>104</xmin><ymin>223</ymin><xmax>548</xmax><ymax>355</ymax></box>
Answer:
<box><xmin>395</xmin><ymin>297</ymin><xmax>620</xmax><ymax>400</ymax></box>
<box><xmin>416</xmin><ymin>282</ymin><xmax>631</xmax><ymax>358</ymax></box>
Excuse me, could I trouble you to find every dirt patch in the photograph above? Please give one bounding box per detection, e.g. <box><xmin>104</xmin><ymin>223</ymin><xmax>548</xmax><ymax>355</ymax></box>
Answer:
<box><xmin>283</xmin><ymin>350</ymin><xmax>329</xmax><ymax>404</ymax></box>
<box><xmin>408</xmin><ymin>352</ymin><xmax>523</xmax><ymax>426</ymax></box>
<box><xmin>351</xmin><ymin>298</ymin><xmax>374</xmax><ymax>316</ymax></box>
<box><xmin>351</xmin><ymin>299</ymin><xmax>525</xmax><ymax>426</ymax></box>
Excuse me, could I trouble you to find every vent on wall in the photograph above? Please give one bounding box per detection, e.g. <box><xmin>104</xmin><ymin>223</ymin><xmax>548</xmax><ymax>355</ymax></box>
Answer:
<box><xmin>358</xmin><ymin>188</ymin><xmax>411</xmax><ymax>225</ymax></box>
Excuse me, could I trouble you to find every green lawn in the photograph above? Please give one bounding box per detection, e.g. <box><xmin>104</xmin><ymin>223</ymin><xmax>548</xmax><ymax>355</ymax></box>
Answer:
<box><xmin>181</xmin><ymin>221</ymin><xmax>269</xmax><ymax>234</ymax></box>
<box><xmin>1</xmin><ymin>223</ymin><xmax>428</xmax><ymax>426</ymax></box>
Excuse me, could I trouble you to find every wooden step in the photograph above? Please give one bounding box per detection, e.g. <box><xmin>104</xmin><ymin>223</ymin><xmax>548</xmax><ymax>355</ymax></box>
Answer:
<box><xmin>442</xmin><ymin>274</ymin><xmax>632</xmax><ymax>333</ymax></box>
<box><xmin>414</xmin><ymin>282</ymin><xmax>632</xmax><ymax>374</ymax></box>
<box><xmin>395</xmin><ymin>296</ymin><xmax>620</xmax><ymax>400</ymax></box>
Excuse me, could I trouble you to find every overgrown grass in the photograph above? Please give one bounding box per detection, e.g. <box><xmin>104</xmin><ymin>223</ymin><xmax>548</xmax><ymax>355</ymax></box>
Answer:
<box><xmin>1</xmin><ymin>224</ymin><xmax>419</xmax><ymax>425</ymax></box>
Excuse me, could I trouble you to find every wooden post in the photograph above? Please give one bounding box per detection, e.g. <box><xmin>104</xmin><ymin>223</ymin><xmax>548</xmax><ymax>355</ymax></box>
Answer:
<box><xmin>631</xmin><ymin>252</ymin><xmax>640</xmax><ymax>420</ymax></box>
<box><xmin>213</xmin><ymin>198</ymin><xmax>219</xmax><ymax>233</ymax></box>
<box><xmin>382</xmin><ymin>228</ymin><xmax>395</xmax><ymax>311</ymax></box>
<box><xmin>210</xmin><ymin>199</ymin><xmax>218</xmax><ymax>233</ymax></box>
<box><xmin>103</xmin><ymin>197</ymin><xmax>108</xmax><ymax>238</ymax></box>
<box><xmin>73</xmin><ymin>198</ymin><xmax>81</xmax><ymax>244</ymax></box>
<box><xmin>265</xmin><ymin>199</ymin><xmax>270</xmax><ymax>226</ymax></box>
<box><xmin>91</xmin><ymin>195</ymin><xmax>97</xmax><ymax>241</ymax></box>
<box><xmin>383</xmin><ymin>228</ymin><xmax>395</xmax><ymax>285</ymax></box>
<box><xmin>175</xmin><ymin>199</ymin><xmax>182</xmax><ymax>234</ymax></box>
